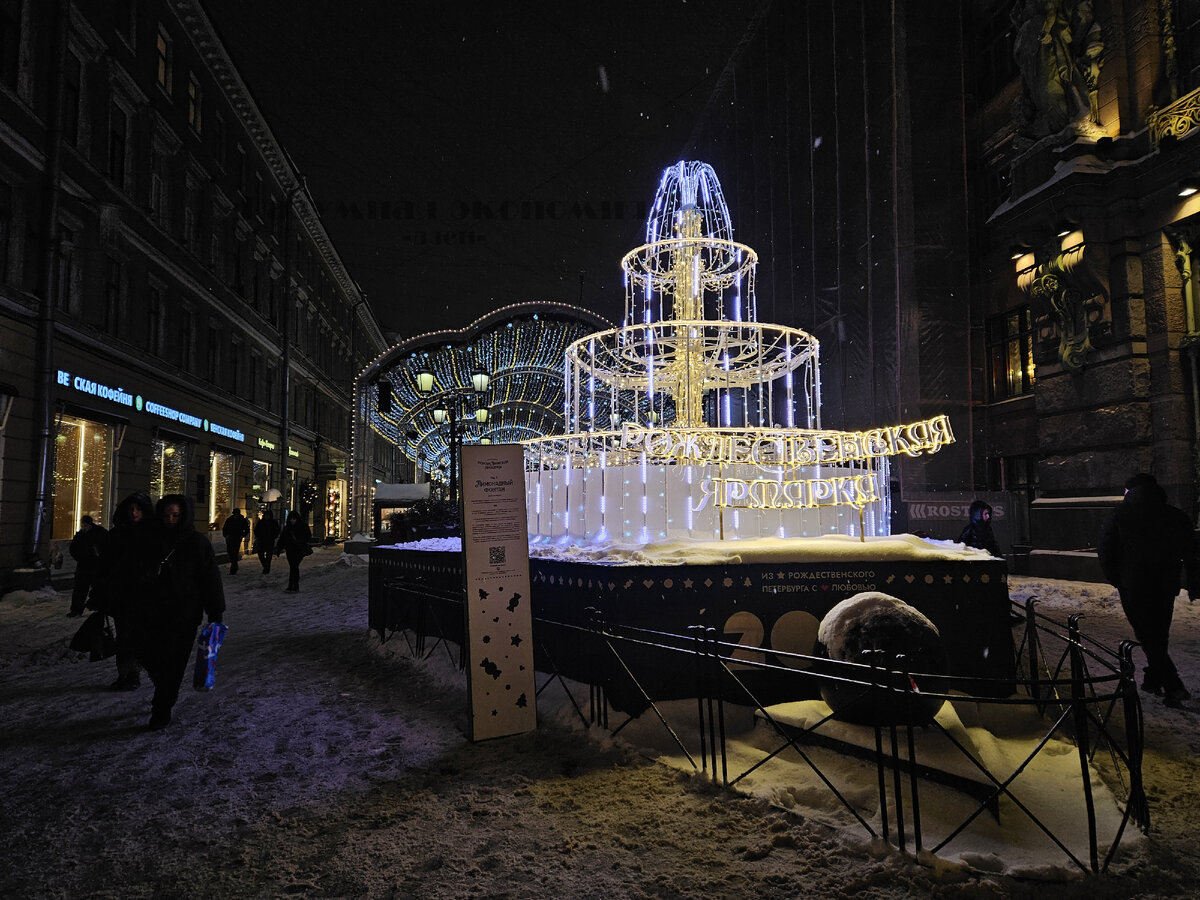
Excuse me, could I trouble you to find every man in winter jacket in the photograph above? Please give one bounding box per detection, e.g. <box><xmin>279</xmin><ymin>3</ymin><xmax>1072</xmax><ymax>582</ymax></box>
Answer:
<box><xmin>68</xmin><ymin>515</ymin><xmax>107</xmax><ymax>617</ymax></box>
<box><xmin>134</xmin><ymin>494</ymin><xmax>225</xmax><ymax>730</ymax></box>
<box><xmin>221</xmin><ymin>508</ymin><xmax>251</xmax><ymax>574</ymax></box>
<box><xmin>1098</xmin><ymin>473</ymin><xmax>1200</xmax><ymax>709</ymax></box>
<box><xmin>253</xmin><ymin>510</ymin><xmax>281</xmax><ymax>574</ymax></box>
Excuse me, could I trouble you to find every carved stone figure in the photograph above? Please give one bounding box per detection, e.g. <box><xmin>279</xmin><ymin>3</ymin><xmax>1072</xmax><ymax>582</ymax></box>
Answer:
<box><xmin>1011</xmin><ymin>0</ymin><xmax>1104</xmax><ymax>140</ymax></box>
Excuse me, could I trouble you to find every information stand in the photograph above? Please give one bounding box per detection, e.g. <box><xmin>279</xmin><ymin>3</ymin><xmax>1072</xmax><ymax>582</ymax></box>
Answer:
<box><xmin>460</xmin><ymin>443</ymin><xmax>537</xmax><ymax>741</ymax></box>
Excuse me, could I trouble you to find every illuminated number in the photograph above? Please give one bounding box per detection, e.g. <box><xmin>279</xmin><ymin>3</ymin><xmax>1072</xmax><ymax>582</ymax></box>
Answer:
<box><xmin>769</xmin><ymin>610</ymin><xmax>820</xmax><ymax>670</ymax></box>
<box><xmin>722</xmin><ymin>610</ymin><xmax>764</xmax><ymax>670</ymax></box>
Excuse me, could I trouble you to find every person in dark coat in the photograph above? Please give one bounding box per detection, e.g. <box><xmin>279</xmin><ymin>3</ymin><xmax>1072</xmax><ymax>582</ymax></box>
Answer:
<box><xmin>958</xmin><ymin>500</ymin><xmax>1003</xmax><ymax>558</ymax></box>
<box><xmin>221</xmin><ymin>508</ymin><xmax>251</xmax><ymax>574</ymax></box>
<box><xmin>67</xmin><ymin>515</ymin><xmax>107</xmax><ymax>617</ymax></box>
<box><xmin>133</xmin><ymin>493</ymin><xmax>225</xmax><ymax>730</ymax></box>
<box><xmin>92</xmin><ymin>492</ymin><xmax>159</xmax><ymax>691</ymax></box>
<box><xmin>253</xmin><ymin>510</ymin><xmax>281</xmax><ymax>574</ymax></box>
<box><xmin>1098</xmin><ymin>473</ymin><xmax>1200</xmax><ymax>708</ymax></box>
<box><xmin>275</xmin><ymin>511</ymin><xmax>312</xmax><ymax>593</ymax></box>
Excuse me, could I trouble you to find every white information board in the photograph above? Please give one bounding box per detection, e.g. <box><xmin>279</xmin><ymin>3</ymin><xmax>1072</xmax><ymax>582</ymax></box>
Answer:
<box><xmin>460</xmin><ymin>443</ymin><xmax>537</xmax><ymax>741</ymax></box>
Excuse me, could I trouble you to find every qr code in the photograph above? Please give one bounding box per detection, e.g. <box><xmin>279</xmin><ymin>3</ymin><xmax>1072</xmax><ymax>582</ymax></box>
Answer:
<box><xmin>488</xmin><ymin>545</ymin><xmax>506</xmax><ymax>565</ymax></box>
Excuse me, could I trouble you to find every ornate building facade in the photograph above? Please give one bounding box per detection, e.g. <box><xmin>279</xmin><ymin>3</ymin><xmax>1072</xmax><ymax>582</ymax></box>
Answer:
<box><xmin>972</xmin><ymin>0</ymin><xmax>1200</xmax><ymax>577</ymax></box>
<box><xmin>679</xmin><ymin>0</ymin><xmax>1200</xmax><ymax>578</ymax></box>
<box><xmin>0</xmin><ymin>0</ymin><xmax>389</xmax><ymax>589</ymax></box>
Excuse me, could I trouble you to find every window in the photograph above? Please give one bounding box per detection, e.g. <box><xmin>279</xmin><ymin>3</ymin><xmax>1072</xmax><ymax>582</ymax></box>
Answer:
<box><xmin>53</xmin><ymin>227</ymin><xmax>76</xmax><ymax>313</ymax></box>
<box><xmin>206</xmin><ymin>320</ymin><xmax>220</xmax><ymax>384</ymax></box>
<box><xmin>251</xmin><ymin>459</ymin><xmax>272</xmax><ymax>498</ymax></box>
<box><xmin>265</xmin><ymin>362</ymin><xmax>277</xmax><ymax>414</ymax></box>
<box><xmin>987</xmin><ymin>454</ymin><xmax>1038</xmax><ymax>495</ymax></box>
<box><xmin>986</xmin><ymin>306</ymin><xmax>1035</xmax><ymax>402</ymax></box>
<box><xmin>252</xmin><ymin>172</ymin><xmax>264</xmax><ymax>219</ymax></box>
<box><xmin>0</xmin><ymin>0</ymin><xmax>19</xmax><ymax>90</ymax></box>
<box><xmin>214</xmin><ymin>112</ymin><xmax>226</xmax><ymax>168</ymax></box>
<box><xmin>187</xmin><ymin>71</ymin><xmax>202</xmax><ymax>134</ymax></box>
<box><xmin>232</xmin><ymin>237</ymin><xmax>245</xmax><ymax>294</ymax></box>
<box><xmin>156</xmin><ymin>24</ymin><xmax>173</xmax><ymax>95</ymax></box>
<box><xmin>179</xmin><ymin>305</ymin><xmax>195</xmax><ymax>372</ymax></box>
<box><xmin>63</xmin><ymin>51</ymin><xmax>81</xmax><ymax>147</ymax></box>
<box><xmin>249</xmin><ymin>350</ymin><xmax>261</xmax><ymax>406</ymax></box>
<box><xmin>103</xmin><ymin>257</ymin><xmax>123</xmax><ymax>335</ymax></box>
<box><xmin>151</xmin><ymin>436</ymin><xmax>188</xmax><ymax>501</ymax></box>
<box><xmin>114</xmin><ymin>0</ymin><xmax>136</xmax><ymax>47</ymax></box>
<box><xmin>52</xmin><ymin>415</ymin><xmax>112</xmax><ymax>539</ymax></box>
<box><xmin>230</xmin><ymin>336</ymin><xmax>242</xmax><ymax>395</ymax></box>
<box><xmin>234</xmin><ymin>144</ymin><xmax>246</xmax><ymax>197</ymax></box>
<box><xmin>108</xmin><ymin>102</ymin><xmax>129</xmax><ymax>188</ymax></box>
<box><xmin>183</xmin><ymin>205</ymin><xmax>196</xmax><ymax>254</ymax></box>
<box><xmin>147</xmin><ymin>281</ymin><xmax>163</xmax><ymax>356</ymax></box>
<box><xmin>0</xmin><ymin>180</ymin><xmax>11</xmax><ymax>284</ymax></box>
<box><xmin>209</xmin><ymin>450</ymin><xmax>236</xmax><ymax>529</ymax></box>
<box><xmin>149</xmin><ymin>149</ymin><xmax>169</xmax><ymax>228</ymax></box>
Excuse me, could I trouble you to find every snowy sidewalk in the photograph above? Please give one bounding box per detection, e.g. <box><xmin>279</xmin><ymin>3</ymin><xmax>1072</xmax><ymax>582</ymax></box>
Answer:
<box><xmin>1</xmin><ymin>553</ymin><xmax>1198</xmax><ymax>898</ymax></box>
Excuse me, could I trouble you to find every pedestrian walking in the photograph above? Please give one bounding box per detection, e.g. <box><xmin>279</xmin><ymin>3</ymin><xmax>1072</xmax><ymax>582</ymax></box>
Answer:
<box><xmin>275</xmin><ymin>511</ymin><xmax>312</xmax><ymax>593</ymax></box>
<box><xmin>253</xmin><ymin>510</ymin><xmax>281</xmax><ymax>574</ymax></box>
<box><xmin>958</xmin><ymin>499</ymin><xmax>1003</xmax><ymax>558</ymax></box>
<box><xmin>67</xmin><ymin>515</ymin><xmax>107</xmax><ymax>617</ymax></box>
<box><xmin>92</xmin><ymin>492</ymin><xmax>158</xmax><ymax>691</ymax></box>
<box><xmin>221</xmin><ymin>508</ymin><xmax>251</xmax><ymax>574</ymax></box>
<box><xmin>133</xmin><ymin>494</ymin><xmax>225</xmax><ymax>730</ymax></box>
<box><xmin>1098</xmin><ymin>473</ymin><xmax>1200</xmax><ymax>708</ymax></box>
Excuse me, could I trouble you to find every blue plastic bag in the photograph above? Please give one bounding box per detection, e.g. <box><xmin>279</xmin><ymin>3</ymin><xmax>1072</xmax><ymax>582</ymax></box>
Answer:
<box><xmin>193</xmin><ymin>622</ymin><xmax>229</xmax><ymax>691</ymax></box>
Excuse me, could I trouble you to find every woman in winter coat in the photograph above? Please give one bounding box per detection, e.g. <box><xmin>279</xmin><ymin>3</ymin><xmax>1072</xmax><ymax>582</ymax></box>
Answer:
<box><xmin>958</xmin><ymin>500</ymin><xmax>1003</xmax><ymax>558</ymax></box>
<box><xmin>275</xmin><ymin>511</ymin><xmax>312</xmax><ymax>593</ymax></box>
<box><xmin>133</xmin><ymin>494</ymin><xmax>225</xmax><ymax>730</ymax></box>
<box><xmin>92</xmin><ymin>492</ymin><xmax>159</xmax><ymax>691</ymax></box>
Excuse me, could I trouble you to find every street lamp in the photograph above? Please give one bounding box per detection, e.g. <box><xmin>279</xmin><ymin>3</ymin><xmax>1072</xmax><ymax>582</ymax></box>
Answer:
<box><xmin>416</xmin><ymin>363</ymin><xmax>491</xmax><ymax>505</ymax></box>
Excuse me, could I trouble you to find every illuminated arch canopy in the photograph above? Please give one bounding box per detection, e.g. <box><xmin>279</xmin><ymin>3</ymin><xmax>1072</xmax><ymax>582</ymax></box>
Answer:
<box><xmin>352</xmin><ymin>303</ymin><xmax>613</xmax><ymax>498</ymax></box>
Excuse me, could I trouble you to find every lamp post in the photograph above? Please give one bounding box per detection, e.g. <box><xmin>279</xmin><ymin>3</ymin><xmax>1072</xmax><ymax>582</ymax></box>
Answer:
<box><xmin>417</xmin><ymin>364</ymin><xmax>490</xmax><ymax>506</ymax></box>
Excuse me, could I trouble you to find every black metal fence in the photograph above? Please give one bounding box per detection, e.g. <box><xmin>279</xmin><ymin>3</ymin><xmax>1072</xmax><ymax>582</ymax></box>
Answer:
<box><xmin>372</xmin><ymin>576</ymin><xmax>1146</xmax><ymax>876</ymax></box>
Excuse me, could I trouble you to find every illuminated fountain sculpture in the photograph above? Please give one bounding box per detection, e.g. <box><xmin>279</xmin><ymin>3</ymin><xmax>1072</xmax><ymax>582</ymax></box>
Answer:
<box><xmin>524</xmin><ymin>161</ymin><xmax>954</xmax><ymax>544</ymax></box>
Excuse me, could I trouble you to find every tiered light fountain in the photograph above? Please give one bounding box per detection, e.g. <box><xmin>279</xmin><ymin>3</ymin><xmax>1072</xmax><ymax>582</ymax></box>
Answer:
<box><xmin>523</xmin><ymin>161</ymin><xmax>954</xmax><ymax>546</ymax></box>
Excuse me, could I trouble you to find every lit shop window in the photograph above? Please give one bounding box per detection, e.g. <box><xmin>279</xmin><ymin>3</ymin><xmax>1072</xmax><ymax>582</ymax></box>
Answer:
<box><xmin>251</xmin><ymin>459</ymin><xmax>271</xmax><ymax>500</ymax></box>
<box><xmin>151</xmin><ymin>437</ymin><xmax>187</xmax><ymax>500</ymax></box>
<box><xmin>52</xmin><ymin>415</ymin><xmax>111</xmax><ymax>539</ymax></box>
<box><xmin>326</xmin><ymin>480</ymin><xmax>345</xmax><ymax>539</ymax></box>
<box><xmin>285</xmin><ymin>467</ymin><xmax>296</xmax><ymax>515</ymax></box>
<box><xmin>208</xmin><ymin>450</ymin><xmax>236</xmax><ymax>531</ymax></box>
<box><xmin>986</xmin><ymin>306</ymin><xmax>1035</xmax><ymax>402</ymax></box>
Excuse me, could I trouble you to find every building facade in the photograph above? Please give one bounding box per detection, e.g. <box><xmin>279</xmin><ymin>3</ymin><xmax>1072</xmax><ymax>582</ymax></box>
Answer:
<box><xmin>971</xmin><ymin>0</ymin><xmax>1200</xmax><ymax>577</ymax></box>
<box><xmin>0</xmin><ymin>0</ymin><xmax>388</xmax><ymax>589</ymax></box>
<box><xmin>679</xmin><ymin>0</ymin><xmax>1200</xmax><ymax>578</ymax></box>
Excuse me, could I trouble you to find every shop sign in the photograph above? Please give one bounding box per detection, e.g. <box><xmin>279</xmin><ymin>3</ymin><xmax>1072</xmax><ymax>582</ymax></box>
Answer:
<box><xmin>56</xmin><ymin>368</ymin><xmax>244</xmax><ymax>442</ymax></box>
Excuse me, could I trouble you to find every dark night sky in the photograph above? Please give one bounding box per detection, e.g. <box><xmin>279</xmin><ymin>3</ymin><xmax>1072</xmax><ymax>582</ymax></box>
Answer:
<box><xmin>200</xmin><ymin>1</ymin><xmax>765</xmax><ymax>341</ymax></box>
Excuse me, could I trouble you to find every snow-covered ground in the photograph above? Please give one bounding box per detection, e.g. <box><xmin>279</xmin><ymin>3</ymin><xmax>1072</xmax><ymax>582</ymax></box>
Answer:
<box><xmin>1</xmin><ymin>545</ymin><xmax>1198</xmax><ymax>898</ymax></box>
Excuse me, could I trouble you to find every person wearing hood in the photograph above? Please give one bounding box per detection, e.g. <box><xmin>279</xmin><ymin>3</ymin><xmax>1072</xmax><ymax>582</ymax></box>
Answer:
<box><xmin>275</xmin><ymin>510</ymin><xmax>312</xmax><ymax>592</ymax></box>
<box><xmin>133</xmin><ymin>494</ymin><xmax>225</xmax><ymax>730</ymax></box>
<box><xmin>1099</xmin><ymin>473</ymin><xmax>1200</xmax><ymax>709</ymax></box>
<box><xmin>958</xmin><ymin>500</ymin><xmax>1003</xmax><ymax>558</ymax></box>
<box><xmin>92</xmin><ymin>492</ymin><xmax>159</xmax><ymax>691</ymax></box>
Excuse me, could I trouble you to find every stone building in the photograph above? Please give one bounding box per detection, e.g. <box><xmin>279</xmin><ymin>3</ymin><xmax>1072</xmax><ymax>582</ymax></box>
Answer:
<box><xmin>0</xmin><ymin>0</ymin><xmax>389</xmax><ymax>589</ymax></box>
<box><xmin>681</xmin><ymin>0</ymin><xmax>1200</xmax><ymax>579</ymax></box>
